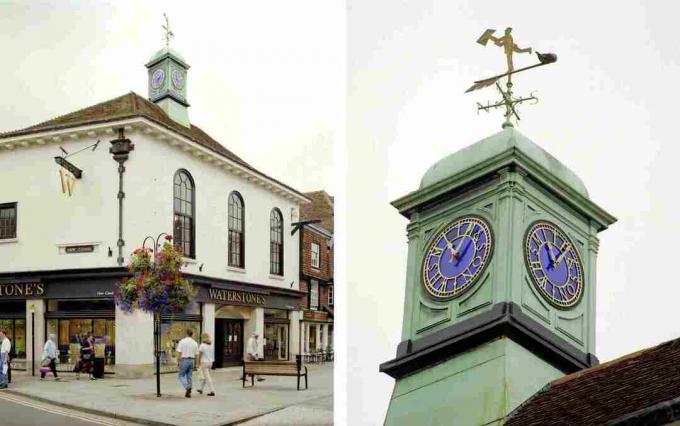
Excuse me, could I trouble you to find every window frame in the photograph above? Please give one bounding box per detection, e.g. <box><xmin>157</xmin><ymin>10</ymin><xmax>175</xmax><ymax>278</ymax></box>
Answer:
<box><xmin>328</xmin><ymin>285</ymin><xmax>333</xmax><ymax>307</ymax></box>
<box><xmin>311</xmin><ymin>242</ymin><xmax>320</xmax><ymax>269</ymax></box>
<box><xmin>270</xmin><ymin>208</ymin><xmax>284</xmax><ymax>276</ymax></box>
<box><xmin>0</xmin><ymin>202</ymin><xmax>18</xmax><ymax>240</ymax></box>
<box><xmin>228</xmin><ymin>191</ymin><xmax>245</xmax><ymax>268</ymax></box>
<box><xmin>310</xmin><ymin>280</ymin><xmax>319</xmax><ymax>310</ymax></box>
<box><xmin>172</xmin><ymin>170</ymin><xmax>196</xmax><ymax>258</ymax></box>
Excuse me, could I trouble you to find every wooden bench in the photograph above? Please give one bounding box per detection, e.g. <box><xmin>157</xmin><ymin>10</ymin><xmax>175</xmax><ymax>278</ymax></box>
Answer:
<box><xmin>242</xmin><ymin>359</ymin><xmax>308</xmax><ymax>390</ymax></box>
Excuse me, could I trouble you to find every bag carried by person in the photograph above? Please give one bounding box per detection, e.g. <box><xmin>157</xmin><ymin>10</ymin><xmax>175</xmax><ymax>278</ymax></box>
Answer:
<box><xmin>41</xmin><ymin>358</ymin><xmax>51</xmax><ymax>367</ymax></box>
<box><xmin>39</xmin><ymin>367</ymin><xmax>51</xmax><ymax>375</ymax></box>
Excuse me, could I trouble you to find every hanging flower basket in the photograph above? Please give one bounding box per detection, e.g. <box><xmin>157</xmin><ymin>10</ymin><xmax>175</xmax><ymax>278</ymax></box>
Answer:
<box><xmin>115</xmin><ymin>235</ymin><xmax>196</xmax><ymax>315</ymax></box>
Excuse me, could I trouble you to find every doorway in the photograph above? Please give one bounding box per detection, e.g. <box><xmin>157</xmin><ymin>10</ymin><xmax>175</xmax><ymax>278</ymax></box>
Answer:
<box><xmin>215</xmin><ymin>319</ymin><xmax>244</xmax><ymax>367</ymax></box>
<box><xmin>264</xmin><ymin>323</ymin><xmax>289</xmax><ymax>361</ymax></box>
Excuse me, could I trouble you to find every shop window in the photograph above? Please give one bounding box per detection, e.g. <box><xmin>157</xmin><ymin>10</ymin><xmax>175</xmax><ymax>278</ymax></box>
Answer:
<box><xmin>173</xmin><ymin>169</ymin><xmax>195</xmax><ymax>258</ymax></box>
<box><xmin>228</xmin><ymin>191</ymin><xmax>245</xmax><ymax>268</ymax></box>
<box><xmin>0</xmin><ymin>202</ymin><xmax>17</xmax><ymax>239</ymax></box>
<box><xmin>311</xmin><ymin>242</ymin><xmax>320</xmax><ymax>268</ymax></box>
<box><xmin>270</xmin><ymin>208</ymin><xmax>284</xmax><ymax>275</ymax></box>
<box><xmin>46</xmin><ymin>318</ymin><xmax>116</xmax><ymax>372</ymax></box>
<box><xmin>328</xmin><ymin>285</ymin><xmax>334</xmax><ymax>306</ymax></box>
<box><xmin>0</xmin><ymin>319</ymin><xmax>25</xmax><ymax>359</ymax></box>
<box><xmin>160</xmin><ymin>320</ymin><xmax>201</xmax><ymax>372</ymax></box>
<box><xmin>264</xmin><ymin>323</ymin><xmax>289</xmax><ymax>361</ymax></box>
<box><xmin>310</xmin><ymin>280</ymin><xmax>319</xmax><ymax>310</ymax></box>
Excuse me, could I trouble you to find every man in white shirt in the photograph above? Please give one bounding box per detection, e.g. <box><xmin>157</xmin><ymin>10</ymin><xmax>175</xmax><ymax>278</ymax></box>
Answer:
<box><xmin>0</xmin><ymin>329</ymin><xmax>11</xmax><ymax>389</ymax></box>
<box><xmin>41</xmin><ymin>334</ymin><xmax>60</xmax><ymax>381</ymax></box>
<box><xmin>246</xmin><ymin>332</ymin><xmax>265</xmax><ymax>382</ymax></box>
<box><xmin>176</xmin><ymin>329</ymin><xmax>198</xmax><ymax>398</ymax></box>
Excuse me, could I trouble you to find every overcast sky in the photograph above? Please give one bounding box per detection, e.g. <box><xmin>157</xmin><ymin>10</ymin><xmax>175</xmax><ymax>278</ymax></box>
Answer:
<box><xmin>348</xmin><ymin>1</ymin><xmax>680</xmax><ymax>424</ymax></box>
<box><xmin>0</xmin><ymin>1</ymin><xmax>339</xmax><ymax>195</ymax></box>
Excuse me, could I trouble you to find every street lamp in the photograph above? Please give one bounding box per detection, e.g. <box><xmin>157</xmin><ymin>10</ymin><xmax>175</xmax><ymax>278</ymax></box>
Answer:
<box><xmin>109</xmin><ymin>128</ymin><xmax>135</xmax><ymax>266</ymax></box>
<box><xmin>142</xmin><ymin>233</ymin><xmax>171</xmax><ymax>398</ymax></box>
<box><xmin>29</xmin><ymin>304</ymin><xmax>35</xmax><ymax>377</ymax></box>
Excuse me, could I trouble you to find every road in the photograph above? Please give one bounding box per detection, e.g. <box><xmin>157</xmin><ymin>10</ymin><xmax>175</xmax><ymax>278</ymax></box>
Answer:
<box><xmin>0</xmin><ymin>392</ymin><xmax>141</xmax><ymax>426</ymax></box>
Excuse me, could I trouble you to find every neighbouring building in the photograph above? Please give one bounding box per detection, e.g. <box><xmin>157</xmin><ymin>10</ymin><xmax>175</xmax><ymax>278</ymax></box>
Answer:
<box><xmin>298</xmin><ymin>191</ymin><xmax>334</xmax><ymax>355</ymax></box>
<box><xmin>0</xmin><ymin>42</ymin><xmax>309</xmax><ymax>377</ymax></box>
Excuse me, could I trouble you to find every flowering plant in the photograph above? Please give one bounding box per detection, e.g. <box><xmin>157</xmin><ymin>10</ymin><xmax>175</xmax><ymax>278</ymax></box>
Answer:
<box><xmin>114</xmin><ymin>235</ymin><xmax>196</xmax><ymax>315</ymax></box>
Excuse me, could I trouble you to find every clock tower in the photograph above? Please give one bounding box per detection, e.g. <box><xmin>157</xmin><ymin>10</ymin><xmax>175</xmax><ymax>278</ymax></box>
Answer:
<box><xmin>380</xmin><ymin>127</ymin><xmax>616</xmax><ymax>425</ymax></box>
<box><xmin>145</xmin><ymin>46</ymin><xmax>191</xmax><ymax>128</ymax></box>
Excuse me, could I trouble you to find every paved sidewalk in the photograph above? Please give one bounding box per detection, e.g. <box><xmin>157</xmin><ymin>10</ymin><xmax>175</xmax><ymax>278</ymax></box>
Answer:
<box><xmin>3</xmin><ymin>364</ymin><xmax>333</xmax><ymax>426</ymax></box>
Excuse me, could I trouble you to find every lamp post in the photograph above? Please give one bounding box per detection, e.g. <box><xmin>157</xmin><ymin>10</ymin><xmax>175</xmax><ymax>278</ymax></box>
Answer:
<box><xmin>29</xmin><ymin>304</ymin><xmax>35</xmax><ymax>377</ymax></box>
<box><xmin>109</xmin><ymin>128</ymin><xmax>135</xmax><ymax>266</ymax></box>
<box><xmin>141</xmin><ymin>233</ymin><xmax>171</xmax><ymax>398</ymax></box>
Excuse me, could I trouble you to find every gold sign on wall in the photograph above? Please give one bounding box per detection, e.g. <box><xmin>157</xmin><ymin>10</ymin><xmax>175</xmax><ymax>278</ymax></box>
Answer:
<box><xmin>59</xmin><ymin>168</ymin><xmax>77</xmax><ymax>196</ymax></box>
<box><xmin>0</xmin><ymin>282</ymin><xmax>45</xmax><ymax>297</ymax></box>
<box><xmin>208</xmin><ymin>288</ymin><xmax>266</xmax><ymax>306</ymax></box>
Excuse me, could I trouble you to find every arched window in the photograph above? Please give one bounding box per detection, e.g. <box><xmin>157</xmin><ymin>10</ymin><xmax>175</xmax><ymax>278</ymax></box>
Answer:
<box><xmin>173</xmin><ymin>170</ymin><xmax>195</xmax><ymax>258</ymax></box>
<box><xmin>228</xmin><ymin>191</ymin><xmax>245</xmax><ymax>267</ymax></box>
<box><xmin>270</xmin><ymin>208</ymin><xmax>284</xmax><ymax>275</ymax></box>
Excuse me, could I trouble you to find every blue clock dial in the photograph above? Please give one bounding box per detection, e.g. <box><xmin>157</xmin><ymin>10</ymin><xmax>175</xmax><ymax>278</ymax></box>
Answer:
<box><xmin>171</xmin><ymin>70</ymin><xmax>184</xmax><ymax>90</ymax></box>
<box><xmin>151</xmin><ymin>69</ymin><xmax>165</xmax><ymax>89</ymax></box>
<box><xmin>422</xmin><ymin>216</ymin><xmax>494</xmax><ymax>299</ymax></box>
<box><xmin>524</xmin><ymin>221</ymin><xmax>584</xmax><ymax>308</ymax></box>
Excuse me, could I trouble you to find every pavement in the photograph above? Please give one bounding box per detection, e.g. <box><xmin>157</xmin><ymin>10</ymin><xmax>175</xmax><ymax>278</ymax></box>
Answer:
<box><xmin>0</xmin><ymin>392</ymin><xmax>142</xmax><ymax>426</ymax></box>
<box><xmin>1</xmin><ymin>364</ymin><xmax>333</xmax><ymax>426</ymax></box>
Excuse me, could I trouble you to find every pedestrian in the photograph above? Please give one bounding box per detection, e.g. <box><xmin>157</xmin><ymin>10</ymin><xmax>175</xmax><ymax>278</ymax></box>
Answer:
<box><xmin>0</xmin><ymin>329</ymin><xmax>11</xmax><ymax>389</ymax></box>
<box><xmin>196</xmin><ymin>332</ymin><xmax>215</xmax><ymax>396</ymax></box>
<box><xmin>176</xmin><ymin>328</ymin><xmax>198</xmax><ymax>398</ymax></box>
<box><xmin>246</xmin><ymin>332</ymin><xmax>265</xmax><ymax>382</ymax></box>
<box><xmin>80</xmin><ymin>332</ymin><xmax>95</xmax><ymax>380</ymax></box>
<box><xmin>41</xmin><ymin>334</ymin><xmax>60</xmax><ymax>381</ymax></box>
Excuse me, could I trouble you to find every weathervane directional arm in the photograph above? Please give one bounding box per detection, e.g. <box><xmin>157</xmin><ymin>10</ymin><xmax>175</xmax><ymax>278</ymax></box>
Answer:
<box><xmin>162</xmin><ymin>13</ymin><xmax>174</xmax><ymax>48</ymax></box>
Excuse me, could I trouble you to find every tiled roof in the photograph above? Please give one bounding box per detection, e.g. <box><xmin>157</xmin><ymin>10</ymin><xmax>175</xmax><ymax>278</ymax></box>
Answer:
<box><xmin>0</xmin><ymin>92</ymin><xmax>306</xmax><ymax>199</ymax></box>
<box><xmin>300</xmin><ymin>190</ymin><xmax>334</xmax><ymax>233</ymax></box>
<box><xmin>505</xmin><ymin>337</ymin><xmax>680</xmax><ymax>426</ymax></box>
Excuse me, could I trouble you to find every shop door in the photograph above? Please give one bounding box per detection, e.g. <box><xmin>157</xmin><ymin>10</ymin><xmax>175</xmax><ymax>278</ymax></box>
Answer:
<box><xmin>216</xmin><ymin>319</ymin><xmax>243</xmax><ymax>367</ymax></box>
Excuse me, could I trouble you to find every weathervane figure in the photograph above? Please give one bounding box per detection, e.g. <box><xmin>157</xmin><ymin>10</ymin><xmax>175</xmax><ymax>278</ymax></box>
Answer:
<box><xmin>478</xmin><ymin>27</ymin><xmax>532</xmax><ymax>84</ymax></box>
<box><xmin>467</xmin><ymin>27</ymin><xmax>557</xmax><ymax>129</ymax></box>
<box><xmin>162</xmin><ymin>13</ymin><xmax>174</xmax><ymax>48</ymax></box>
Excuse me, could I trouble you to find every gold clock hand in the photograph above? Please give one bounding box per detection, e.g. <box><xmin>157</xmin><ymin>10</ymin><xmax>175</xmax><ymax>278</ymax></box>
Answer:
<box><xmin>443</xmin><ymin>235</ymin><xmax>458</xmax><ymax>261</ymax></box>
<box><xmin>555</xmin><ymin>247</ymin><xmax>570</xmax><ymax>265</ymax></box>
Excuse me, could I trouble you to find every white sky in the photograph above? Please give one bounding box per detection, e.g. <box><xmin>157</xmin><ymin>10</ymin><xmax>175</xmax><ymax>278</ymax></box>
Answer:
<box><xmin>0</xmin><ymin>1</ymin><xmax>340</xmax><ymax>195</ymax></box>
<box><xmin>348</xmin><ymin>1</ymin><xmax>680</xmax><ymax>424</ymax></box>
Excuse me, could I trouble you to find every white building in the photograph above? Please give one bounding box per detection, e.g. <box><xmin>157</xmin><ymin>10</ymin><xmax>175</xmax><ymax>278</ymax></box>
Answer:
<box><xmin>0</xmin><ymin>45</ymin><xmax>308</xmax><ymax>377</ymax></box>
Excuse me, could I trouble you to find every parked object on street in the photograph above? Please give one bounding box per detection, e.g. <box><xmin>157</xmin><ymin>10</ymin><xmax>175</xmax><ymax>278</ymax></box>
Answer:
<box><xmin>242</xmin><ymin>355</ymin><xmax>308</xmax><ymax>391</ymax></box>
<box><xmin>176</xmin><ymin>328</ymin><xmax>198</xmax><ymax>398</ymax></box>
<box><xmin>196</xmin><ymin>332</ymin><xmax>216</xmax><ymax>396</ymax></box>
<box><xmin>40</xmin><ymin>334</ymin><xmax>60</xmax><ymax>381</ymax></box>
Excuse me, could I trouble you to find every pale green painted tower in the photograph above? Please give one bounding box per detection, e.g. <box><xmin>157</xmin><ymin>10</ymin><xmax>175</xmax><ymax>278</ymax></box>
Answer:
<box><xmin>145</xmin><ymin>47</ymin><xmax>191</xmax><ymax>127</ymax></box>
<box><xmin>380</xmin><ymin>128</ymin><xmax>616</xmax><ymax>425</ymax></box>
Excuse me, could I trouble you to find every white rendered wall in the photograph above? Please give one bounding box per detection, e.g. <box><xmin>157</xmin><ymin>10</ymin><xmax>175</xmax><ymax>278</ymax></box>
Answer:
<box><xmin>0</xmin><ymin>125</ymin><xmax>301</xmax><ymax>294</ymax></box>
<box><xmin>115</xmin><ymin>306</ymin><xmax>154</xmax><ymax>378</ymax></box>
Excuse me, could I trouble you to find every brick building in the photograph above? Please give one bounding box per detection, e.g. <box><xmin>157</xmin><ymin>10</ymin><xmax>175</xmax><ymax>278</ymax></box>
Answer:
<box><xmin>298</xmin><ymin>191</ymin><xmax>334</xmax><ymax>355</ymax></box>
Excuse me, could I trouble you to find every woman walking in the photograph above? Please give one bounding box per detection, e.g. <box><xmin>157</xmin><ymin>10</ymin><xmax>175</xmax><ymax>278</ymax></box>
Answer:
<box><xmin>41</xmin><ymin>334</ymin><xmax>60</xmax><ymax>381</ymax></box>
<box><xmin>196</xmin><ymin>332</ymin><xmax>215</xmax><ymax>396</ymax></box>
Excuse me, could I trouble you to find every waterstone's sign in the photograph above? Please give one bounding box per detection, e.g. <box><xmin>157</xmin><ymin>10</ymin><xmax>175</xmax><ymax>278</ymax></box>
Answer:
<box><xmin>0</xmin><ymin>282</ymin><xmax>45</xmax><ymax>298</ymax></box>
<box><xmin>208</xmin><ymin>288</ymin><xmax>266</xmax><ymax>306</ymax></box>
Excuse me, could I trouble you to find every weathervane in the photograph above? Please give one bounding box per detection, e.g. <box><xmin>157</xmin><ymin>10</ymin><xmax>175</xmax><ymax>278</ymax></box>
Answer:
<box><xmin>466</xmin><ymin>27</ymin><xmax>557</xmax><ymax>128</ymax></box>
<box><xmin>162</xmin><ymin>13</ymin><xmax>174</xmax><ymax>48</ymax></box>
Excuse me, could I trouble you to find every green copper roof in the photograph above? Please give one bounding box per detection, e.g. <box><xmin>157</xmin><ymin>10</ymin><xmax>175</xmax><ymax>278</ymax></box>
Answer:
<box><xmin>146</xmin><ymin>47</ymin><xmax>189</xmax><ymax>68</ymax></box>
<box><xmin>420</xmin><ymin>127</ymin><xmax>589</xmax><ymax>198</ymax></box>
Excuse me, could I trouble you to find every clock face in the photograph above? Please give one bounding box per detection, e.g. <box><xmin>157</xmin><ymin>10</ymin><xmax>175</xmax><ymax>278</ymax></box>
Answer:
<box><xmin>151</xmin><ymin>69</ymin><xmax>165</xmax><ymax>89</ymax></box>
<box><xmin>421</xmin><ymin>216</ymin><xmax>494</xmax><ymax>299</ymax></box>
<box><xmin>172</xmin><ymin>70</ymin><xmax>184</xmax><ymax>90</ymax></box>
<box><xmin>524</xmin><ymin>221</ymin><xmax>584</xmax><ymax>308</ymax></box>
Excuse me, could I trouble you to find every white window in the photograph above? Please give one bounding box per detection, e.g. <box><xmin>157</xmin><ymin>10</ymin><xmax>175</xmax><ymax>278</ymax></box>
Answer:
<box><xmin>328</xmin><ymin>285</ymin><xmax>333</xmax><ymax>306</ymax></box>
<box><xmin>311</xmin><ymin>243</ymin><xmax>320</xmax><ymax>268</ymax></box>
<box><xmin>310</xmin><ymin>280</ymin><xmax>319</xmax><ymax>310</ymax></box>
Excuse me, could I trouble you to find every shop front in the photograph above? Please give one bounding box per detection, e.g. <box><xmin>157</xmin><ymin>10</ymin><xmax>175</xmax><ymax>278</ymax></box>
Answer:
<box><xmin>0</xmin><ymin>269</ymin><xmax>305</xmax><ymax>377</ymax></box>
<box><xmin>190</xmin><ymin>275</ymin><xmax>305</xmax><ymax>369</ymax></box>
